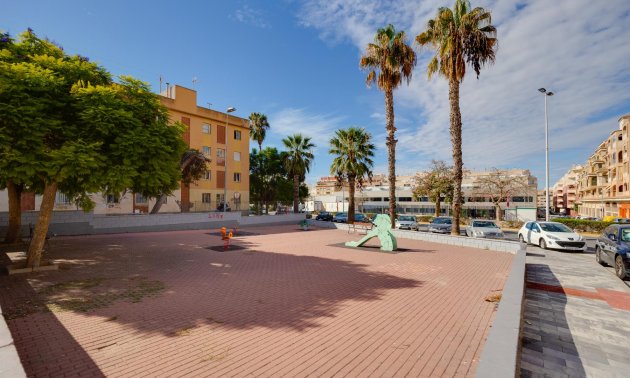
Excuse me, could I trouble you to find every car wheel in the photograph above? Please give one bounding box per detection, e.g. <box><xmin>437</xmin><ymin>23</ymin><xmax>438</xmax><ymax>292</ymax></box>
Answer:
<box><xmin>595</xmin><ymin>247</ymin><xmax>606</xmax><ymax>266</ymax></box>
<box><xmin>539</xmin><ymin>238</ymin><xmax>547</xmax><ymax>250</ymax></box>
<box><xmin>615</xmin><ymin>255</ymin><xmax>628</xmax><ymax>279</ymax></box>
<box><xmin>518</xmin><ymin>234</ymin><xmax>525</xmax><ymax>244</ymax></box>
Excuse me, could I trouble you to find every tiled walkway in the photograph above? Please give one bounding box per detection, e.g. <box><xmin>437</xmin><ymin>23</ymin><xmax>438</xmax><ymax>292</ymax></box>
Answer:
<box><xmin>520</xmin><ymin>247</ymin><xmax>630</xmax><ymax>377</ymax></box>
<box><xmin>1</xmin><ymin>226</ymin><xmax>513</xmax><ymax>377</ymax></box>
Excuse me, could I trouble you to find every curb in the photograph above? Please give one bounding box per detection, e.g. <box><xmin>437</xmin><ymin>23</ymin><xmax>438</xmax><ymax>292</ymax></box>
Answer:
<box><xmin>475</xmin><ymin>244</ymin><xmax>527</xmax><ymax>377</ymax></box>
<box><xmin>0</xmin><ymin>303</ymin><xmax>27</xmax><ymax>377</ymax></box>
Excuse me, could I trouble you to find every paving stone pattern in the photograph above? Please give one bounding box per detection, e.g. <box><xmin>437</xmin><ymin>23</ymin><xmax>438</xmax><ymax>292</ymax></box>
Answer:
<box><xmin>1</xmin><ymin>226</ymin><xmax>512</xmax><ymax>377</ymax></box>
<box><xmin>520</xmin><ymin>247</ymin><xmax>630</xmax><ymax>377</ymax></box>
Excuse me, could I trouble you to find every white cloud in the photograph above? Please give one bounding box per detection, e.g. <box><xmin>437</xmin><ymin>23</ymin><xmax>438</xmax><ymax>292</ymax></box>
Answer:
<box><xmin>233</xmin><ymin>5</ymin><xmax>270</xmax><ymax>28</ymax></box>
<box><xmin>296</xmin><ymin>0</ymin><xmax>630</xmax><ymax>183</ymax></box>
<box><xmin>268</xmin><ymin>107</ymin><xmax>346</xmax><ymax>149</ymax></box>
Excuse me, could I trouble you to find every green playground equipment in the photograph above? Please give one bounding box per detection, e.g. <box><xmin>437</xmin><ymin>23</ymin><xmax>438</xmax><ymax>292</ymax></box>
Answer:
<box><xmin>345</xmin><ymin>214</ymin><xmax>397</xmax><ymax>252</ymax></box>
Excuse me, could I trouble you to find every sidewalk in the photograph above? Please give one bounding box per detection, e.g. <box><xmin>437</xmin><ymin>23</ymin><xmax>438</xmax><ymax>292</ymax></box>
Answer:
<box><xmin>520</xmin><ymin>247</ymin><xmax>630</xmax><ymax>377</ymax></box>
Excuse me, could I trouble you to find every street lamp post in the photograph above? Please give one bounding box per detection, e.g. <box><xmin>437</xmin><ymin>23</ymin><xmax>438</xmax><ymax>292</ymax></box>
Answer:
<box><xmin>539</xmin><ymin>88</ymin><xmax>554</xmax><ymax>221</ymax></box>
<box><xmin>224</xmin><ymin>107</ymin><xmax>236</xmax><ymax>213</ymax></box>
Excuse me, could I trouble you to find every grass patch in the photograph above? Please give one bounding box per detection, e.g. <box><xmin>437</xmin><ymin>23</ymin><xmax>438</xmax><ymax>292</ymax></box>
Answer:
<box><xmin>174</xmin><ymin>326</ymin><xmax>196</xmax><ymax>336</ymax></box>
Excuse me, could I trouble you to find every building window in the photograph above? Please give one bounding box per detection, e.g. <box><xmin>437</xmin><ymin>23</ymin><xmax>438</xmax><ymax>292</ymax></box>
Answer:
<box><xmin>202</xmin><ymin>123</ymin><xmax>211</xmax><ymax>134</ymax></box>
<box><xmin>56</xmin><ymin>192</ymin><xmax>71</xmax><ymax>205</ymax></box>
<box><xmin>106</xmin><ymin>194</ymin><xmax>120</xmax><ymax>204</ymax></box>
<box><xmin>234</xmin><ymin>130</ymin><xmax>241</xmax><ymax>140</ymax></box>
<box><xmin>204</xmin><ymin>170</ymin><xmax>211</xmax><ymax>180</ymax></box>
<box><xmin>234</xmin><ymin>151</ymin><xmax>241</xmax><ymax>161</ymax></box>
<box><xmin>202</xmin><ymin>146</ymin><xmax>211</xmax><ymax>156</ymax></box>
<box><xmin>135</xmin><ymin>193</ymin><xmax>147</xmax><ymax>204</ymax></box>
<box><xmin>234</xmin><ymin>172</ymin><xmax>241</xmax><ymax>182</ymax></box>
<box><xmin>217</xmin><ymin>148</ymin><xmax>225</xmax><ymax>166</ymax></box>
<box><xmin>202</xmin><ymin>193</ymin><xmax>212</xmax><ymax>203</ymax></box>
<box><xmin>216</xmin><ymin>194</ymin><xmax>223</xmax><ymax>205</ymax></box>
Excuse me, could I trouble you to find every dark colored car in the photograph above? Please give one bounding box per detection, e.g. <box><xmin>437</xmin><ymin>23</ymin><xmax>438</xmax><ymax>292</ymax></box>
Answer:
<box><xmin>316</xmin><ymin>212</ymin><xmax>333</xmax><ymax>221</ymax></box>
<box><xmin>595</xmin><ymin>224</ymin><xmax>630</xmax><ymax>280</ymax></box>
<box><xmin>428</xmin><ymin>217</ymin><xmax>452</xmax><ymax>234</ymax></box>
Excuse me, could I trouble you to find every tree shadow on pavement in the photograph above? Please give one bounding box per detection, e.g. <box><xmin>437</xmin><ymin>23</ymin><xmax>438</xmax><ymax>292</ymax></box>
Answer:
<box><xmin>520</xmin><ymin>263</ymin><xmax>586</xmax><ymax>377</ymax></box>
<box><xmin>0</xmin><ymin>228</ymin><xmax>422</xmax><ymax>341</ymax></box>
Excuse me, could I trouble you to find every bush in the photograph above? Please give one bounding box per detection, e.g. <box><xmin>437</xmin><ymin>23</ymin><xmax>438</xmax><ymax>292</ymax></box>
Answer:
<box><xmin>417</xmin><ymin>216</ymin><xmax>434</xmax><ymax>223</ymax></box>
<box><xmin>499</xmin><ymin>220</ymin><xmax>525</xmax><ymax>230</ymax></box>
<box><xmin>552</xmin><ymin>218</ymin><xmax>611</xmax><ymax>233</ymax></box>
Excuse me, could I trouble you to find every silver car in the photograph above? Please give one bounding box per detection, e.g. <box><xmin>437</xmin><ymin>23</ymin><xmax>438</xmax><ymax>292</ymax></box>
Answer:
<box><xmin>428</xmin><ymin>217</ymin><xmax>452</xmax><ymax>233</ymax></box>
<box><xmin>465</xmin><ymin>220</ymin><xmax>505</xmax><ymax>239</ymax></box>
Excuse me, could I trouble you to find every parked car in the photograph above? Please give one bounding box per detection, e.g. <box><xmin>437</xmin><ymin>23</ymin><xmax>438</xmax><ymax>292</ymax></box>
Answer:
<box><xmin>315</xmin><ymin>212</ymin><xmax>333</xmax><ymax>221</ymax></box>
<box><xmin>611</xmin><ymin>218</ymin><xmax>630</xmax><ymax>224</ymax></box>
<box><xmin>465</xmin><ymin>220</ymin><xmax>505</xmax><ymax>239</ymax></box>
<box><xmin>518</xmin><ymin>221</ymin><xmax>585</xmax><ymax>251</ymax></box>
<box><xmin>396</xmin><ymin>215</ymin><xmax>419</xmax><ymax>230</ymax></box>
<box><xmin>595</xmin><ymin>224</ymin><xmax>630</xmax><ymax>280</ymax></box>
<box><xmin>354</xmin><ymin>213</ymin><xmax>370</xmax><ymax>223</ymax></box>
<box><xmin>333</xmin><ymin>212</ymin><xmax>348</xmax><ymax>223</ymax></box>
<box><xmin>428</xmin><ymin>217</ymin><xmax>452</xmax><ymax>234</ymax></box>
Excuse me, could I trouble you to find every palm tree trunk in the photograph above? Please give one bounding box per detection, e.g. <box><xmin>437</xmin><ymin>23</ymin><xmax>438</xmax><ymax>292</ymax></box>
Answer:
<box><xmin>449</xmin><ymin>78</ymin><xmax>463</xmax><ymax>236</ymax></box>
<box><xmin>258</xmin><ymin>141</ymin><xmax>263</xmax><ymax>153</ymax></box>
<box><xmin>385</xmin><ymin>88</ymin><xmax>397</xmax><ymax>228</ymax></box>
<box><xmin>4</xmin><ymin>181</ymin><xmax>23</xmax><ymax>243</ymax></box>
<box><xmin>348</xmin><ymin>176</ymin><xmax>356</xmax><ymax>224</ymax></box>
<box><xmin>293</xmin><ymin>174</ymin><xmax>299</xmax><ymax>213</ymax></box>
<box><xmin>26</xmin><ymin>181</ymin><xmax>58</xmax><ymax>268</ymax></box>
<box><xmin>435</xmin><ymin>199</ymin><xmax>441</xmax><ymax>217</ymax></box>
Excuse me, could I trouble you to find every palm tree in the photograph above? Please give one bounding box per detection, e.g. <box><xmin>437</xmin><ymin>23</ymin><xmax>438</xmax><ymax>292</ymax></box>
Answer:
<box><xmin>360</xmin><ymin>24</ymin><xmax>416</xmax><ymax>228</ymax></box>
<box><xmin>329</xmin><ymin>127</ymin><xmax>375</xmax><ymax>224</ymax></box>
<box><xmin>249</xmin><ymin>112</ymin><xmax>270</xmax><ymax>152</ymax></box>
<box><xmin>416</xmin><ymin>0</ymin><xmax>497</xmax><ymax>235</ymax></box>
<box><xmin>282</xmin><ymin>134</ymin><xmax>315</xmax><ymax>213</ymax></box>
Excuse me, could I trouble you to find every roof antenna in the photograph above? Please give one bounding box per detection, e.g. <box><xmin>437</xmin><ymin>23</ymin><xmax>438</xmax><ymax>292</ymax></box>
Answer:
<box><xmin>192</xmin><ymin>76</ymin><xmax>198</xmax><ymax>88</ymax></box>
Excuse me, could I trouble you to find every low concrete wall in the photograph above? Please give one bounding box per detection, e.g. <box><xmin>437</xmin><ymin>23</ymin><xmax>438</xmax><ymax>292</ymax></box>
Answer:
<box><xmin>0</xmin><ymin>211</ymin><xmax>305</xmax><ymax>237</ymax></box>
<box><xmin>307</xmin><ymin>220</ymin><xmax>521</xmax><ymax>254</ymax></box>
<box><xmin>475</xmin><ymin>246</ymin><xmax>527</xmax><ymax>378</ymax></box>
<box><xmin>0</xmin><ymin>304</ymin><xmax>26</xmax><ymax>377</ymax></box>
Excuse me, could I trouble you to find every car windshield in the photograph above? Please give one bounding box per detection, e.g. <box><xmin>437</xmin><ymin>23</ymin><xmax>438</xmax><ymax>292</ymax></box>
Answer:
<box><xmin>432</xmin><ymin>218</ymin><xmax>451</xmax><ymax>224</ymax></box>
<box><xmin>399</xmin><ymin>216</ymin><xmax>415</xmax><ymax>221</ymax></box>
<box><xmin>540</xmin><ymin>223</ymin><xmax>572</xmax><ymax>233</ymax></box>
<box><xmin>621</xmin><ymin>229</ymin><xmax>630</xmax><ymax>242</ymax></box>
<box><xmin>472</xmin><ymin>221</ymin><xmax>498</xmax><ymax>228</ymax></box>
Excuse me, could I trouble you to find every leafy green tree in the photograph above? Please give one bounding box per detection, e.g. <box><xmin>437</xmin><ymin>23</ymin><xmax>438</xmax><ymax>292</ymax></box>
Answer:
<box><xmin>249</xmin><ymin>112</ymin><xmax>270</xmax><ymax>152</ymax></box>
<box><xmin>416</xmin><ymin>0</ymin><xmax>497</xmax><ymax>235</ymax></box>
<box><xmin>150</xmin><ymin>149</ymin><xmax>211</xmax><ymax>213</ymax></box>
<box><xmin>282</xmin><ymin>134</ymin><xmax>315</xmax><ymax>213</ymax></box>
<box><xmin>249</xmin><ymin>147</ymin><xmax>286</xmax><ymax>214</ymax></box>
<box><xmin>0</xmin><ymin>30</ymin><xmax>185</xmax><ymax>267</ymax></box>
<box><xmin>329</xmin><ymin>127</ymin><xmax>375</xmax><ymax>224</ymax></box>
<box><xmin>412</xmin><ymin>160</ymin><xmax>454</xmax><ymax>217</ymax></box>
<box><xmin>360</xmin><ymin>24</ymin><xmax>416</xmax><ymax>227</ymax></box>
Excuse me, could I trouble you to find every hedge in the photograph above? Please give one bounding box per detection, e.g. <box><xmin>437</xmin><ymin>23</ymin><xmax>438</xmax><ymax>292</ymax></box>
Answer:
<box><xmin>552</xmin><ymin>218</ymin><xmax>611</xmax><ymax>233</ymax></box>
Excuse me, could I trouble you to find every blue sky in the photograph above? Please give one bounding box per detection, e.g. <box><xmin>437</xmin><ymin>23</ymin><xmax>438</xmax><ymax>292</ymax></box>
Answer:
<box><xmin>3</xmin><ymin>0</ymin><xmax>630</xmax><ymax>188</ymax></box>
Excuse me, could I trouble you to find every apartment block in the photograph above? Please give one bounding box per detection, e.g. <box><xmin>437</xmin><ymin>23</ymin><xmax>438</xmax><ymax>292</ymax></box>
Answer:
<box><xmin>0</xmin><ymin>85</ymin><xmax>250</xmax><ymax>214</ymax></box>
<box><xmin>576</xmin><ymin>114</ymin><xmax>630</xmax><ymax>218</ymax></box>
<box><xmin>551</xmin><ymin>165</ymin><xmax>583</xmax><ymax>215</ymax></box>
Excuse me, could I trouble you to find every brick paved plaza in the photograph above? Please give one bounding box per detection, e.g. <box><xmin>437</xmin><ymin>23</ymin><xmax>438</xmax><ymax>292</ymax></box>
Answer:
<box><xmin>1</xmin><ymin>225</ymin><xmax>513</xmax><ymax>377</ymax></box>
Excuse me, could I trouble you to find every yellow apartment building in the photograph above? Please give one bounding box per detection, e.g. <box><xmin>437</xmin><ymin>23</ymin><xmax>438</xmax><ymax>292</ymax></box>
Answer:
<box><xmin>160</xmin><ymin>85</ymin><xmax>250</xmax><ymax>213</ymax></box>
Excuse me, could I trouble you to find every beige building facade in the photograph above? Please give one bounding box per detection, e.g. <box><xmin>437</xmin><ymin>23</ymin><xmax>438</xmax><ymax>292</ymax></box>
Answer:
<box><xmin>576</xmin><ymin>114</ymin><xmax>630</xmax><ymax>218</ymax></box>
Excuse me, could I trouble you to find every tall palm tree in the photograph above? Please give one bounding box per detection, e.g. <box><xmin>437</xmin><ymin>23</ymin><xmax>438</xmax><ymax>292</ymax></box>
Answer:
<box><xmin>416</xmin><ymin>0</ymin><xmax>497</xmax><ymax>235</ymax></box>
<box><xmin>360</xmin><ymin>24</ymin><xmax>416</xmax><ymax>228</ymax></box>
<box><xmin>249</xmin><ymin>112</ymin><xmax>270</xmax><ymax>152</ymax></box>
<box><xmin>329</xmin><ymin>127</ymin><xmax>375</xmax><ymax>224</ymax></box>
<box><xmin>282</xmin><ymin>134</ymin><xmax>315</xmax><ymax>213</ymax></box>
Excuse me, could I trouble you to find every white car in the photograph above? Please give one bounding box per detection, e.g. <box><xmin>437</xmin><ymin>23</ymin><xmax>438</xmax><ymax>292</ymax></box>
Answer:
<box><xmin>518</xmin><ymin>221</ymin><xmax>586</xmax><ymax>251</ymax></box>
<box><xmin>465</xmin><ymin>220</ymin><xmax>505</xmax><ymax>239</ymax></box>
<box><xmin>396</xmin><ymin>215</ymin><xmax>419</xmax><ymax>230</ymax></box>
